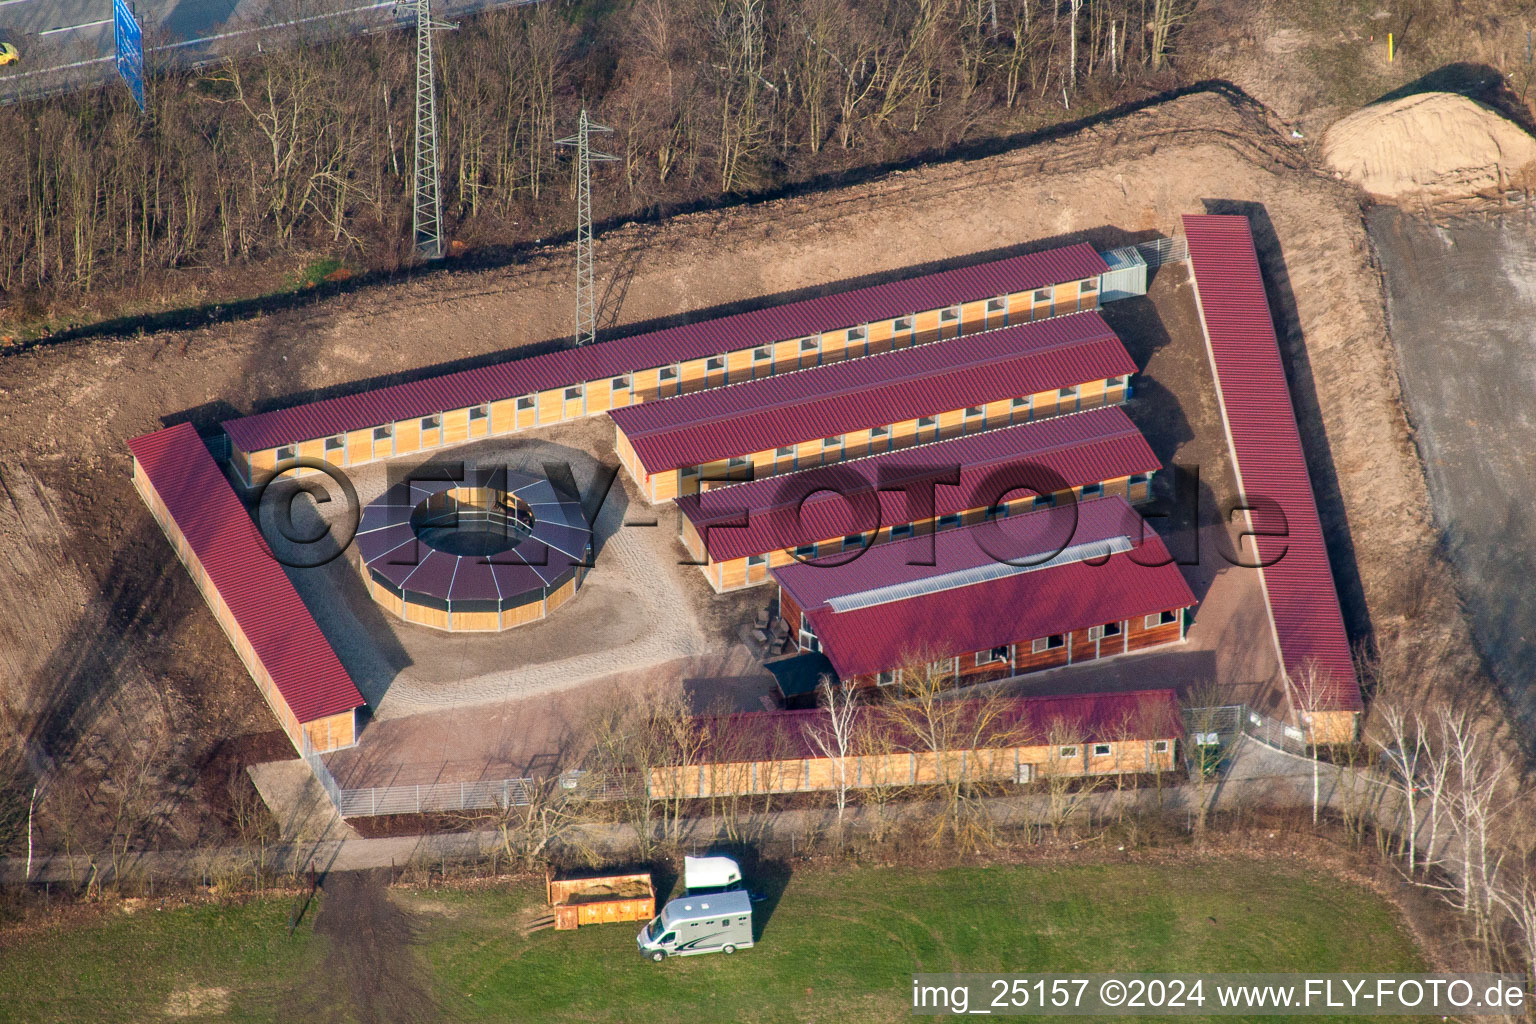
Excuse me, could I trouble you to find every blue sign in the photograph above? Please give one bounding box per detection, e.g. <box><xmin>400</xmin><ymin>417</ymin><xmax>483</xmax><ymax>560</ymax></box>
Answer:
<box><xmin>113</xmin><ymin>0</ymin><xmax>145</xmax><ymax>111</ymax></box>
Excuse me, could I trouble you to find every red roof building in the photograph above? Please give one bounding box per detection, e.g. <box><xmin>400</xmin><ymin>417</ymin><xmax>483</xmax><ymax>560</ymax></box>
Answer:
<box><xmin>1182</xmin><ymin>214</ymin><xmax>1361</xmax><ymax>734</ymax></box>
<box><xmin>674</xmin><ymin>404</ymin><xmax>1160</xmax><ymax>591</ymax></box>
<box><xmin>611</xmin><ymin>311</ymin><xmax>1136</xmax><ymax>502</ymax></box>
<box><xmin>220</xmin><ymin>243</ymin><xmax>1110</xmax><ymax>484</ymax></box>
<box><xmin>771</xmin><ymin>496</ymin><xmax>1196</xmax><ymax>689</ymax></box>
<box><xmin>128</xmin><ymin>423</ymin><xmax>365</xmax><ymax>753</ymax></box>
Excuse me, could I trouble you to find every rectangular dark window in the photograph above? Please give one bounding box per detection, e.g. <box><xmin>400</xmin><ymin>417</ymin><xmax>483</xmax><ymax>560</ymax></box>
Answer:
<box><xmin>325</xmin><ymin>435</ymin><xmax>345</xmax><ymax>451</ymax></box>
<box><xmin>660</xmin><ymin>365</ymin><xmax>679</xmax><ymax>381</ymax></box>
<box><xmin>421</xmin><ymin>414</ymin><xmax>441</xmax><ymax>430</ymax></box>
<box><xmin>895</xmin><ymin>316</ymin><xmax>914</xmax><ymax>332</ymax></box>
<box><xmin>1081</xmin><ymin>482</ymin><xmax>1104</xmax><ymax>498</ymax></box>
<box><xmin>517</xmin><ymin>395</ymin><xmax>535</xmax><ymax>410</ymax></box>
<box><xmin>612</xmin><ymin>375</ymin><xmax>631</xmax><ymax>390</ymax></box>
<box><xmin>276</xmin><ymin>445</ymin><xmax>295</xmax><ymax>462</ymax></box>
<box><xmin>1093</xmin><ymin>743</ymin><xmax>1112</xmax><ymax>756</ymax></box>
<box><xmin>373</xmin><ymin>425</ymin><xmax>392</xmax><ymax>440</ymax></box>
<box><xmin>707</xmin><ymin>356</ymin><xmax>725</xmax><ymax>371</ymax></box>
<box><xmin>889</xmin><ymin>523</ymin><xmax>915</xmax><ymax>540</ymax></box>
<box><xmin>564</xmin><ymin>386</ymin><xmax>584</xmax><ymax>401</ymax></box>
<box><xmin>938</xmin><ymin>514</ymin><xmax>961</xmax><ymax>529</ymax></box>
<box><xmin>801</xmin><ymin>337</ymin><xmax>819</xmax><ymax>351</ymax></box>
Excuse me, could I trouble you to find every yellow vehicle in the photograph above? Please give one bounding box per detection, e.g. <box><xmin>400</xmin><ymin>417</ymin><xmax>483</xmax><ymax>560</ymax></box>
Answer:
<box><xmin>0</xmin><ymin>43</ymin><xmax>19</xmax><ymax>67</ymax></box>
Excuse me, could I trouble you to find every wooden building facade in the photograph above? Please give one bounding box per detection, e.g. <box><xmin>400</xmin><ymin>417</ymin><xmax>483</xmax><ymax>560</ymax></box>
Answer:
<box><xmin>675</xmin><ymin>405</ymin><xmax>1159</xmax><ymax>592</ymax></box>
<box><xmin>128</xmin><ymin>424</ymin><xmax>365</xmax><ymax>755</ymax></box>
<box><xmin>770</xmin><ymin>498</ymin><xmax>1197</xmax><ymax>697</ymax></box>
<box><xmin>610</xmin><ymin>313</ymin><xmax>1137</xmax><ymax>504</ymax></box>
<box><xmin>222</xmin><ymin>245</ymin><xmax>1115</xmax><ymax>487</ymax></box>
<box><xmin>647</xmin><ymin>690</ymin><xmax>1184</xmax><ymax>800</ymax></box>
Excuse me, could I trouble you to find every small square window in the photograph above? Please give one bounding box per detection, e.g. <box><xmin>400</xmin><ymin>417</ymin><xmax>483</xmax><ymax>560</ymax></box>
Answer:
<box><xmin>918</xmin><ymin>416</ymin><xmax>937</xmax><ymax>428</ymax></box>
<box><xmin>1034</xmin><ymin>289</ymin><xmax>1051</xmax><ymax>302</ymax></box>
<box><xmin>794</xmin><ymin>544</ymin><xmax>817</xmax><ymax>559</ymax></box>
<box><xmin>890</xmin><ymin>523</ymin><xmax>915</xmax><ymax>540</ymax></box>
<box><xmin>938</xmin><ymin>514</ymin><xmax>961</xmax><ymax>529</ymax></box>
<box><xmin>843</xmin><ymin>533</ymin><xmax>866</xmax><ymax>548</ymax></box>
<box><xmin>822</xmin><ymin>436</ymin><xmax>843</xmax><ymax>449</ymax></box>
<box><xmin>801</xmin><ymin>337</ymin><xmax>820</xmax><ymax>351</ymax></box>
<box><xmin>1093</xmin><ymin>743</ymin><xmax>1111</xmax><ymax>756</ymax></box>
<box><xmin>987</xmin><ymin>297</ymin><xmax>1007</xmax><ymax>312</ymax></box>
<box><xmin>1012</xmin><ymin>396</ymin><xmax>1031</xmax><ymax>409</ymax></box>
<box><xmin>612</xmin><ymin>375</ymin><xmax>631</xmax><ymax>390</ymax></box>
<box><xmin>707</xmin><ymin>356</ymin><xmax>725</xmax><ymax>371</ymax></box>
<box><xmin>747</xmin><ymin>554</ymin><xmax>767</xmax><ymax>567</ymax></box>
<box><xmin>660</xmin><ymin>365</ymin><xmax>679</xmax><ymax>381</ymax></box>
<box><xmin>965</xmin><ymin>406</ymin><xmax>984</xmax><ymax>419</ymax></box>
<box><xmin>469</xmin><ymin>404</ymin><xmax>488</xmax><ymax>421</ymax></box>
<box><xmin>1144</xmin><ymin>609</ymin><xmax>1180</xmax><ymax>628</ymax></box>
<box><xmin>1059</xmin><ymin>745</ymin><xmax>1078</xmax><ymax>758</ymax></box>
<box><xmin>776</xmin><ymin>446</ymin><xmax>796</xmax><ymax>457</ymax></box>
<box><xmin>1032</xmin><ymin>633</ymin><xmax>1065</xmax><ymax>653</ymax></box>
<box><xmin>1129</xmin><ymin>472</ymin><xmax>1150</xmax><ymax>486</ymax></box>
<box><xmin>877</xmin><ymin>669</ymin><xmax>898</xmax><ymax>687</ymax></box>
<box><xmin>976</xmin><ymin>646</ymin><xmax>1009</xmax><ymax>666</ymax></box>
<box><xmin>373</xmin><ymin>425</ymin><xmax>392</xmax><ymax>440</ymax></box>
<box><xmin>847</xmin><ymin>326</ymin><xmax>866</xmax><ymax>341</ymax></box>
<box><xmin>1102</xmin><ymin>621</ymin><xmax>1122</xmax><ymax>637</ymax></box>
<box><xmin>940</xmin><ymin>306</ymin><xmax>960</xmax><ymax>322</ymax></box>
<box><xmin>325</xmin><ymin>435</ymin><xmax>345</xmax><ymax>451</ymax></box>
<box><xmin>870</xmin><ymin>425</ymin><xmax>890</xmax><ymax>438</ymax></box>
<box><xmin>1059</xmin><ymin>386</ymin><xmax>1078</xmax><ymax>399</ymax></box>
<box><xmin>1081</xmin><ymin>277</ymin><xmax>1098</xmax><ymax>292</ymax></box>
<box><xmin>1153</xmin><ymin>740</ymin><xmax>1170</xmax><ymax>753</ymax></box>
<box><xmin>1033</xmin><ymin>494</ymin><xmax>1056</xmax><ymax>508</ymax></box>
<box><xmin>564</xmin><ymin>386</ymin><xmax>584</xmax><ymax>401</ymax></box>
<box><xmin>753</xmin><ymin>347</ymin><xmax>772</xmax><ymax>360</ymax></box>
<box><xmin>681</xmin><ymin>465</ymin><xmax>702</xmax><ymax>478</ymax></box>
<box><xmin>895</xmin><ymin>316</ymin><xmax>914</xmax><ymax>331</ymax></box>
<box><xmin>516</xmin><ymin>395</ymin><xmax>535</xmax><ymax>410</ymax></box>
<box><xmin>276</xmin><ymin>445</ymin><xmax>296</xmax><ymax>462</ymax></box>
<box><xmin>421</xmin><ymin>414</ymin><xmax>441</xmax><ymax>430</ymax></box>
<box><xmin>1081</xmin><ymin>482</ymin><xmax>1104</xmax><ymax>498</ymax></box>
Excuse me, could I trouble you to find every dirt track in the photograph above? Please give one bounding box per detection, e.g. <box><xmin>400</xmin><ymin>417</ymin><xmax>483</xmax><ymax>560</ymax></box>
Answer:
<box><xmin>0</xmin><ymin>87</ymin><xmax>1471</xmax><ymax>841</ymax></box>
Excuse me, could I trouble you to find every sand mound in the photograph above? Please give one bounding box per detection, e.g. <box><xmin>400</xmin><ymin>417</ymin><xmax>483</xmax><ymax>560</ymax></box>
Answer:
<box><xmin>1322</xmin><ymin>92</ymin><xmax>1536</xmax><ymax>199</ymax></box>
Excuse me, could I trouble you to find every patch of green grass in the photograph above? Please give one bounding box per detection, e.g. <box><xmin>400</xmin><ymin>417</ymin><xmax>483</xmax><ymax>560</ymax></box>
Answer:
<box><xmin>0</xmin><ymin>896</ymin><xmax>324</xmax><ymax>1022</ymax></box>
<box><xmin>287</xmin><ymin>256</ymin><xmax>348</xmax><ymax>291</ymax></box>
<box><xmin>0</xmin><ymin>860</ymin><xmax>1425</xmax><ymax>1024</ymax></box>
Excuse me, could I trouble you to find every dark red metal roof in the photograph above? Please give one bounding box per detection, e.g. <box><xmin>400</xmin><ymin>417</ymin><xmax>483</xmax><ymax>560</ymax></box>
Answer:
<box><xmin>772</xmin><ymin>498</ymin><xmax>1196</xmax><ymax>681</ymax></box>
<box><xmin>222</xmin><ymin>243</ymin><xmax>1109</xmax><ymax>454</ymax></box>
<box><xmin>682</xmin><ymin>689</ymin><xmax>1184</xmax><ymax>764</ymax></box>
<box><xmin>610</xmin><ymin>312</ymin><xmax>1135</xmax><ymax>473</ymax></box>
<box><xmin>675</xmin><ymin>405</ymin><xmax>1158</xmax><ymax>561</ymax></box>
<box><xmin>128</xmin><ymin>423</ymin><xmax>365</xmax><ymax>723</ymax></box>
<box><xmin>1182</xmin><ymin>214</ymin><xmax>1360</xmax><ymax>712</ymax></box>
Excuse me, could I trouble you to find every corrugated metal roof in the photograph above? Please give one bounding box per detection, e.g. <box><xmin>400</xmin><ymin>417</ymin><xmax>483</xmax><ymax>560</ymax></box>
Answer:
<box><xmin>773</xmin><ymin>494</ymin><xmax>1149</xmax><ymax>613</ymax></box>
<box><xmin>683</xmin><ymin>689</ymin><xmax>1184</xmax><ymax>763</ymax></box>
<box><xmin>675</xmin><ymin>404</ymin><xmax>1158</xmax><ymax>561</ymax></box>
<box><xmin>222</xmin><ymin>243</ymin><xmax>1110</xmax><ymax>454</ymax></box>
<box><xmin>610</xmin><ymin>312</ymin><xmax>1135</xmax><ymax>472</ymax></box>
<box><xmin>802</xmin><ymin>536</ymin><xmax>1194</xmax><ymax>682</ymax></box>
<box><xmin>128</xmin><ymin>423</ymin><xmax>365</xmax><ymax>723</ymax></box>
<box><xmin>1182</xmin><ymin>214</ymin><xmax>1361</xmax><ymax>712</ymax></box>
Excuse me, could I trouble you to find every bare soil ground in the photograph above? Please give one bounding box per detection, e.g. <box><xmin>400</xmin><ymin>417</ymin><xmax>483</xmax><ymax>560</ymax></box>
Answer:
<box><xmin>1366</xmin><ymin>206</ymin><xmax>1536</xmax><ymax>727</ymax></box>
<box><xmin>0</xmin><ymin>88</ymin><xmax>1468</xmax><ymax>842</ymax></box>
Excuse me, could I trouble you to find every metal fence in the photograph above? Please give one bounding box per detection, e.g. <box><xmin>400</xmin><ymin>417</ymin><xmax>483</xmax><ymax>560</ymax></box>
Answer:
<box><xmin>1183</xmin><ymin>703</ymin><xmax>1312</xmax><ymax>760</ymax></box>
<box><xmin>336</xmin><ymin>777</ymin><xmax>537</xmax><ymax>817</ymax></box>
<box><xmin>1136</xmin><ymin>236</ymin><xmax>1189</xmax><ymax>268</ymax></box>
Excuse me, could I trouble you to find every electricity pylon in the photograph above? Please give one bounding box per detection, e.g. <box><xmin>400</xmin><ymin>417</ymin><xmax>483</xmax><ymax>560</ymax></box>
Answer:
<box><xmin>556</xmin><ymin>109</ymin><xmax>616</xmax><ymax>346</ymax></box>
<box><xmin>412</xmin><ymin>0</ymin><xmax>456</xmax><ymax>260</ymax></box>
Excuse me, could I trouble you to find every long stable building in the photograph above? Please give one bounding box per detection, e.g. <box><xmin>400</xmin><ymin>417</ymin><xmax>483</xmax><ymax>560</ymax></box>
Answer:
<box><xmin>610</xmin><ymin>312</ymin><xmax>1136</xmax><ymax>503</ymax></box>
<box><xmin>128</xmin><ymin>423</ymin><xmax>365</xmax><ymax>754</ymax></box>
<box><xmin>220</xmin><ymin>243</ymin><xmax>1121</xmax><ymax>486</ymax></box>
<box><xmin>675</xmin><ymin>405</ymin><xmax>1160</xmax><ymax>592</ymax></box>
<box><xmin>771</xmin><ymin>496</ymin><xmax>1195</xmax><ymax>699</ymax></box>
<box><xmin>1184</xmin><ymin>214</ymin><xmax>1362</xmax><ymax>742</ymax></box>
<box><xmin>648</xmin><ymin>689</ymin><xmax>1184</xmax><ymax>799</ymax></box>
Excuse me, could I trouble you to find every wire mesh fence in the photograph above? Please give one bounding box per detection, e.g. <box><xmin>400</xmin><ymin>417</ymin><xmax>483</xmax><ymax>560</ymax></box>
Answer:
<box><xmin>1137</xmin><ymin>235</ymin><xmax>1190</xmax><ymax>268</ymax></box>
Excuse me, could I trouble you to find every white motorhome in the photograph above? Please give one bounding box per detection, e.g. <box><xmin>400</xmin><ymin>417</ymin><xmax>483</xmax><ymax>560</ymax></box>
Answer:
<box><xmin>636</xmin><ymin>890</ymin><xmax>754</xmax><ymax>961</ymax></box>
<box><xmin>683</xmin><ymin>855</ymin><xmax>742</xmax><ymax>895</ymax></box>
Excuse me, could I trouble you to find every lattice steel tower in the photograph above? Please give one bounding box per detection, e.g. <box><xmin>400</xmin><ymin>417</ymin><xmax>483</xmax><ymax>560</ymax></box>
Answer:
<box><xmin>556</xmin><ymin>109</ymin><xmax>616</xmax><ymax>346</ymax></box>
<box><xmin>412</xmin><ymin>0</ymin><xmax>455</xmax><ymax>260</ymax></box>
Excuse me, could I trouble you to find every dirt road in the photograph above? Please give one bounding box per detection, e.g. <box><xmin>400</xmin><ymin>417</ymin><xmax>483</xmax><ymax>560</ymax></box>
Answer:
<box><xmin>0</xmin><ymin>87</ymin><xmax>1467</xmax><ymax>844</ymax></box>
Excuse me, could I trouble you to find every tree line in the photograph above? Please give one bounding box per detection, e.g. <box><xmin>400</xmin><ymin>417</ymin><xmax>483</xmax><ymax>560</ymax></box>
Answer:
<box><xmin>0</xmin><ymin>0</ymin><xmax>1194</xmax><ymax>312</ymax></box>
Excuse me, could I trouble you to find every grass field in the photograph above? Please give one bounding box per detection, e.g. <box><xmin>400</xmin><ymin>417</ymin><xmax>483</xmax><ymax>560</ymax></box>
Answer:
<box><xmin>0</xmin><ymin>858</ymin><xmax>1425</xmax><ymax>1023</ymax></box>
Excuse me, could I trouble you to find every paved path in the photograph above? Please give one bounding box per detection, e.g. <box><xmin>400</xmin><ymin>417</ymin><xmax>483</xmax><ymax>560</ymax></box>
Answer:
<box><xmin>0</xmin><ymin>736</ymin><xmax>1450</xmax><ymax>886</ymax></box>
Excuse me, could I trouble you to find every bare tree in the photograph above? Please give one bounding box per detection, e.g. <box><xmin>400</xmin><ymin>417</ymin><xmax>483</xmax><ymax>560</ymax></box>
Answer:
<box><xmin>804</xmin><ymin>674</ymin><xmax>860</xmax><ymax>837</ymax></box>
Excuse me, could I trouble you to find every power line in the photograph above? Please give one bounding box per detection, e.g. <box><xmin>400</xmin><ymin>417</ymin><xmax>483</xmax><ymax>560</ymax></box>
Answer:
<box><xmin>555</xmin><ymin>108</ymin><xmax>616</xmax><ymax>346</ymax></box>
<box><xmin>411</xmin><ymin>0</ymin><xmax>455</xmax><ymax>260</ymax></box>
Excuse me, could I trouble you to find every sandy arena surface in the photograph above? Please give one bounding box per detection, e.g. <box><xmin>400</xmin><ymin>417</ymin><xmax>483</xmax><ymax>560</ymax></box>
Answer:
<box><xmin>0</xmin><ymin>89</ymin><xmax>1470</xmax><ymax>825</ymax></box>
